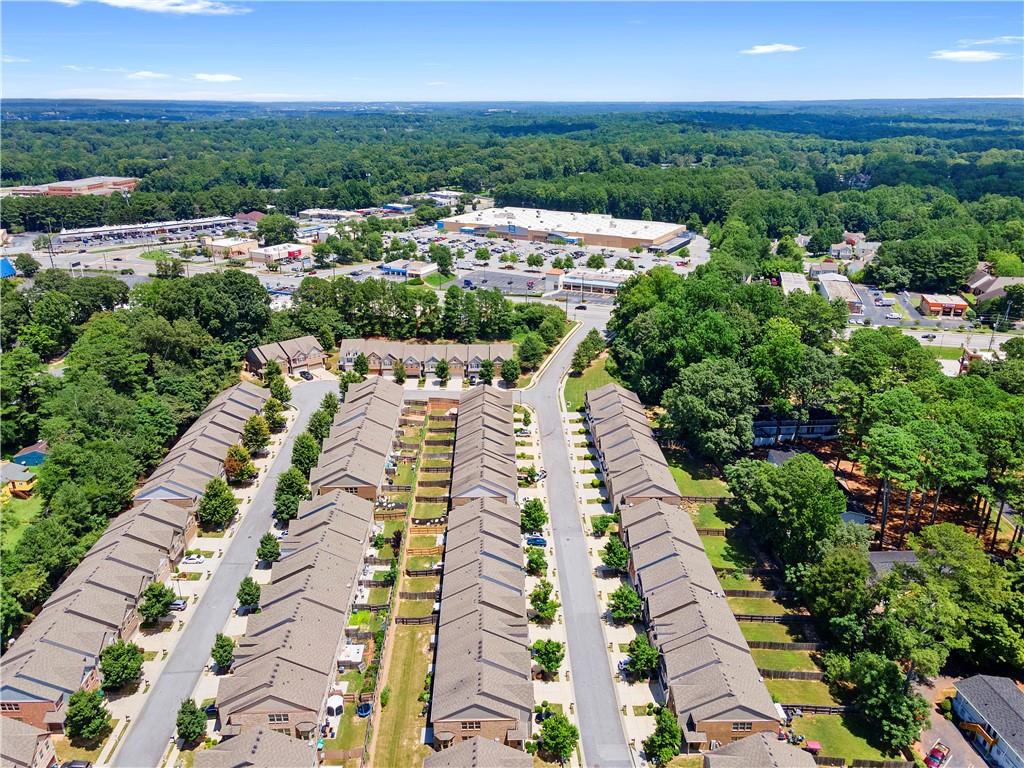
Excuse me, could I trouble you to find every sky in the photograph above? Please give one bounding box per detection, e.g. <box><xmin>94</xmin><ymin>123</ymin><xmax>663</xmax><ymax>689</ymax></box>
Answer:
<box><xmin>1</xmin><ymin>0</ymin><xmax>1022</xmax><ymax>102</ymax></box>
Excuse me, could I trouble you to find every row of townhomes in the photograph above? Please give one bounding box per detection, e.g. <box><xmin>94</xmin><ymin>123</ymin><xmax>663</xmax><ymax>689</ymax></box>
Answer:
<box><xmin>245</xmin><ymin>335</ymin><xmax>328</xmax><ymax>376</ymax></box>
<box><xmin>309</xmin><ymin>377</ymin><xmax>406</xmax><ymax>499</ymax></box>
<box><xmin>585</xmin><ymin>384</ymin><xmax>682</xmax><ymax>508</ymax></box>
<box><xmin>0</xmin><ymin>382</ymin><xmax>268</xmax><ymax>739</ymax></box>
<box><xmin>337</xmin><ymin>339</ymin><xmax>515</xmax><ymax>379</ymax></box>
<box><xmin>426</xmin><ymin>385</ymin><xmax>534</xmax><ymax>767</ymax></box>
<box><xmin>448</xmin><ymin>385</ymin><xmax>519</xmax><ymax>507</ymax></box>
<box><xmin>199</xmin><ymin>377</ymin><xmax>406</xmax><ymax>767</ymax></box>
<box><xmin>586</xmin><ymin>384</ymin><xmax>812</xmax><ymax>763</ymax></box>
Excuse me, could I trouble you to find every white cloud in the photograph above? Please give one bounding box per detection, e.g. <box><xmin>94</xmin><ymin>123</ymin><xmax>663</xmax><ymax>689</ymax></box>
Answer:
<box><xmin>194</xmin><ymin>72</ymin><xmax>242</xmax><ymax>82</ymax></box>
<box><xmin>426</xmin><ymin>80</ymin><xmax>449</xmax><ymax>87</ymax></box>
<box><xmin>53</xmin><ymin>0</ymin><xmax>248</xmax><ymax>14</ymax></box>
<box><xmin>127</xmin><ymin>70</ymin><xmax>169</xmax><ymax>79</ymax></box>
<box><xmin>958</xmin><ymin>35</ymin><xmax>1024</xmax><ymax>47</ymax></box>
<box><xmin>740</xmin><ymin>43</ymin><xmax>803</xmax><ymax>55</ymax></box>
<box><xmin>930</xmin><ymin>49</ymin><xmax>1009</xmax><ymax>63</ymax></box>
<box><xmin>2</xmin><ymin>55</ymin><xmax>31</xmax><ymax>63</ymax></box>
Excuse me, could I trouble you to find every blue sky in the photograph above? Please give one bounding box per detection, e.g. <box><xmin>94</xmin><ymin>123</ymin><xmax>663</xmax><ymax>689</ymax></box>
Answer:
<box><xmin>2</xmin><ymin>1</ymin><xmax>1022</xmax><ymax>101</ymax></box>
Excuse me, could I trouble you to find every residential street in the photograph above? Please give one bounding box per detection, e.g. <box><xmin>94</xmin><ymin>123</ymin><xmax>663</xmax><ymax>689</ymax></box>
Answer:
<box><xmin>112</xmin><ymin>379</ymin><xmax>336</xmax><ymax>768</ymax></box>
<box><xmin>522</xmin><ymin>309</ymin><xmax>633</xmax><ymax>768</ymax></box>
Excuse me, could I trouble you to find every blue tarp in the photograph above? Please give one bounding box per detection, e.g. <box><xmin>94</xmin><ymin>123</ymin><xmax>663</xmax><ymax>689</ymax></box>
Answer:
<box><xmin>0</xmin><ymin>258</ymin><xmax>16</xmax><ymax>279</ymax></box>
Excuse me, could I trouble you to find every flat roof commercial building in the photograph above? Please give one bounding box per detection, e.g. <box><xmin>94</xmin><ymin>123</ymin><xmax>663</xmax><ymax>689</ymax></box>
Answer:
<box><xmin>309</xmin><ymin>378</ymin><xmax>404</xmax><ymax>499</ymax></box>
<box><xmin>429</xmin><ymin>498</ymin><xmax>533</xmax><ymax>752</ymax></box>
<box><xmin>817</xmin><ymin>273</ymin><xmax>863</xmax><ymax>315</ymax></box>
<box><xmin>7</xmin><ymin>176</ymin><xmax>137</xmax><ymax>198</ymax></box>
<box><xmin>584</xmin><ymin>384</ymin><xmax>681</xmax><ymax>509</ymax></box>
<box><xmin>204</xmin><ymin>237</ymin><xmax>259</xmax><ymax>258</ymax></box>
<box><xmin>1</xmin><ymin>382</ymin><xmax>267</xmax><ymax>733</ymax></box>
<box><xmin>618</xmin><ymin>499</ymin><xmax>778</xmax><ymax>751</ymax></box>
<box><xmin>246</xmin><ymin>335</ymin><xmax>327</xmax><ymax>375</ymax></box>
<box><xmin>379</xmin><ymin>259</ymin><xmax>439</xmax><ymax>278</ymax></box>
<box><xmin>779</xmin><ymin>271</ymin><xmax>811</xmax><ymax>296</ymax></box>
<box><xmin>55</xmin><ymin>215</ymin><xmax>235</xmax><ymax>243</ymax></box>
<box><xmin>449</xmin><ymin>386</ymin><xmax>517</xmax><ymax>506</ymax></box>
<box><xmin>559</xmin><ymin>268</ymin><xmax>635</xmax><ymax>297</ymax></box>
<box><xmin>299</xmin><ymin>208</ymin><xmax>361</xmax><ymax>221</ymax></box>
<box><xmin>248</xmin><ymin>242</ymin><xmax>312</xmax><ymax>264</ymax></box>
<box><xmin>441</xmin><ymin>207</ymin><xmax>686</xmax><ymax>249</ymax></box>
<box><xmin>920</xmin><ymin>293</ymin><xmax>969</xmax><ymax>317</ymax></box>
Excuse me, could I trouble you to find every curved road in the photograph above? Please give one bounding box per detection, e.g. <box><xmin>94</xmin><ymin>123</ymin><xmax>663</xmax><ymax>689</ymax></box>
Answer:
<box><xmin>113</xmin><ymin>380</ymin><xmax>336</xmax><ymax>768</ymax></box>
<box><xmin>523</xmin><ymin>307</ymin><xmax>633</xmax><ymax>768</ymax></box>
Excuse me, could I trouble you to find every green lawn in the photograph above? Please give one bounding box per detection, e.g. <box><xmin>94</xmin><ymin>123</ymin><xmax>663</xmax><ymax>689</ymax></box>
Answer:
<box><xmin>701</xmin><ymin>534</ymin><xmax>756</xmax><ymax>570</ymax></box>
<box><xmin>664</xmin><ymin>449</ymin><xmax>730</xmax><ymax>497</ymax></box>
<box><xmin>1</xmin><ymin>491</ymin><xmax>42</xmax><ymax>553</ymax></box>
<box><xmin>751</xmin><ymin>649</ymin><xmax>820</xmax><ymax>672</ymax></box>
<box><xmin>396</xmin><ymin>600</ymin><xmax>436</xmax><ymax>618</ymax></box>
<box><xmin>382</xmin><ymin>520</ymin><xmax>405</xmax><ymax>538</ymax></box>
<box><xmin>404</xmin><ymin>576</ymin><xmax>439</xmax><ymax>592</ymax></box>
<box><xmin>371</xmin><ymin>626</ymin><xmax>433</xmax><ymax>767</ymax></box>
<box><xmin>409</xmin><ymin>535</ymin><xmax>439</xmax><ymax>549</ymax></box>
<box><xmin>54</xmin><ymin>720</ymin><xmax>117</xmax><ymax>765</ymax></box>
<box><xmin>424</xmin><ymin>273</ymin><xmax>453</xmax><ymax>288</ymax></box>
<box><xmin>791</xmin><ymin>713</ymin><xmax>891</xmax><ymax>763</ymax></box>
<box><xmin>727</xmin><ymin>596</ymin><xmax>790</xmax><ymax>616</ymax></box>
<box><xmin>564</xmin><ymin>357</ymin><xmax>616</xmax><ymax>412</ymax></box>
<box><xmin>420</xmin><ymin>459</ymin><xmax>451</xmax><ymax>469</ymax></box>
<box><xmin>765</xmin><ymin>679</ymin><xmax>839</xmax><ymax>706</ymax></box>
<box><xmin>406</xmin><ymin>555</ymin><xmax>440</xmax><ymax>572</ymax></box>
<box><xmin>716</xmin><ymin>572</ymin><xmax>764</xmax><ymax>591</ymax></box>
<box><xmin>740</xmin><ymin>622</ymin><xmax>806</xmax><ymax>644</ymax></box>
<box><xmin>926</xmin><ymin>345</ymin><xmax>965</xmax><ymax>360</ymax></box>
<box><xmin>693</xmin><ymin>502</ymin><xmax>728</xmax><ymax>529</ymax></box>
<box><xmin>323</xmin><ymin>670</ymin><xmax>368</xmax><ymax>762</ymax></box>
<box><xmin>392</xmin><ymin>462</ymin><xmax>416</xmax><ymax>486</ymax></box>
<box><xmin>367</xmin><ymin>587</ymin><xmax>391</xmax><ymax>605</ymax></box>
<box><xmin>413</xmin><ymin>502</ymin><xmax>448</xmax><ymax>519</ymax></box>
<box><xmin>347</xmin><ymin>610</ymin><xmax>386</xmax><ymax>632</ymax></box>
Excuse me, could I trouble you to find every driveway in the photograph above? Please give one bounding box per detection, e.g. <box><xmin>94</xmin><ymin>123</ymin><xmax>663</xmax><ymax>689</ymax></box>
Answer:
<box><xmin>916</xmin><ymin>677</ymin><xmax>981</xmax><ymax>768</ymax></box>
<box><xmin>112</xmin><ymin>378</ymin><xmax>337</xmax><ymax>768</ymax></box>
<box><xmin>522</xmin><ymin>311</ymin><xmax>633</xmax><ymax>768</ymax></box>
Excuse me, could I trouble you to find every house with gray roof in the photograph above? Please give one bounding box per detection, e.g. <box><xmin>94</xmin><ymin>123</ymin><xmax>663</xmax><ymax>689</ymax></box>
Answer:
<box><xmin>337</xmin><ymin>339</ymin><xmax>514</xmax><ymax>379</ymax></box>
<box><xmin>449</xmin><ymin>386</ymin><xmax>517</xmax><ymax>506</ymax></box>
<box><xmin>429</xmin><ymin>499</ymin><xmax>532</xmax><ymax>755</ymax></box>
<box><xmin>585</xmin><ymin>384</ymin><xmax>681</xmax><ymax>509</ymax></box>
<box><xmin>0</xmin><ymin>716</ymin><xmax>57</xmax><ymax>768</ymax></box>
<box><xmin>703</xmin><ymin>732</ymin><xmax>815</xmax><ymax>768</ymax></box>
<box><xmin>953</xmin><ymin>675</ymin><xmax>1024</xmax><ymax>768</ymax></box>
<box><xmin>196</xmin><ymin>727</ymin><xmax>317</xmax><ymax>768</ymax></box>
<box><xmin>424</xmin><ymin>736</ymin><xmax>533</xmax><ymax>768</ymax></box>
<box><xmin>246</xmin><ymin>335</ymin><xmax>327</xmax><ymax>376</ymax></box>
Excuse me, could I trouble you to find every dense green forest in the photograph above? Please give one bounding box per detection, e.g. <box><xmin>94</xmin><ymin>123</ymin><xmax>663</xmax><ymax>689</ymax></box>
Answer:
<box><xmin>2</xmin><ymin>106</ymin><xmax>1023</xmax><ymax>293</ymax></box>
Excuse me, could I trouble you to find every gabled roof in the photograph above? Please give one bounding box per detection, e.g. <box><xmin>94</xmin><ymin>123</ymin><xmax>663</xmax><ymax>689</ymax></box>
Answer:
<box><xmin>422</xmin><ymin>737</ymin><xmax>531</xmax><ymax>768</ymax></box>
<box><xmin>248</xmin><ymin>336</ymin><xmax>325</xmax><ymax>367</ymax></box>
<box><xmin>195</xmin><ymin>727</ymin><xmax>316</xmax><ymax>768</ymax></box>
<box><xmin>0</xmin><ymin>716</ymin><xmax>51</xmax><ymax>768</ymax></box>
<box><xmin>703</xmin><ymin>732</ymin><xmax>816</xmax><ymax>768</ymax></box>
<box><xmin>450</xmin><ymin>386</ymin><xmax>517</xmax><ymax>503</ymax></box>
<box><xmin>955</xmin><ymin>675</ymin><xmax>1024</xmax><ymax>758</ymax></box>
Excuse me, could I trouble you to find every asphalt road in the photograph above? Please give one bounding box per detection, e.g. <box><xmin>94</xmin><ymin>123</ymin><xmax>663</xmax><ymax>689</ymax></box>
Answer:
<box><xmin>522</xmin><ymin>310</ymin><xmax>633</xmax><ymax>768</ymax></box>
<box><xmin>112</xmin><ymin>379</ymin><xmax>336</xmax><ymax>768</ymax></box>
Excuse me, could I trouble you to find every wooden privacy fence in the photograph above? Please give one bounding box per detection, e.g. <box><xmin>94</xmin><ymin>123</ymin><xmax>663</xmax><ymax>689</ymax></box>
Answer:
<box><xmin>680</xmin><ymin>494</ymin><xmax>733</xmax><ymax>503</ymax></box>
<box><xmin>399</xmin><ymin>591</ymin><xmax>439</xmax><ymax>600</ymax></box>
<box><xmin>714</xmin><ymin>567</ymin><xmax>780</xmax><ymax>578</ymax></box>
<box><xmin>415</xmin><ymin>494</ymin><xmax>450</xmax><ymax>504</ymax></box>
<box><xmin>346</xmin><ymin>629</ymin><xmax>374</xmax><ymax>642</ymax></box>
<box><xmin>406</xmin><ymin>567</ymin><xmax>441</xmax><ymax>577</ymax></box>
<box><xmin>812</xmin><ymin>757</ymin><xmax>846</xmax><ymax>767</ymax></box>
<box><xmin>725</xmin><ymin>589</ymin><xmax>794</xmax><ymax>599</ymax></box>
<box><xmin>696</xmin><ymin>527</ymin><xmax>727</xmax><ymax>536</ymax></box>
<box><xmin>387</xmin><ymin>484</ymin><xmax>413</xmax><ymax>493</ymax></box>
<box><xmin>852</xmin><ymin>762</ymin><xmax>915</xmax><ymax>768</ymax></box>
<box><xmin>425</xmin><ymin>437</ymin><xmax>455</xmax><ymax>447</ymax></box>
<box><xmin>395</xmin><ymin>615</ymin><xmax>437</xmax><ymax>626</ymax></box>
<box><xmin>352</xmin><ymin>601</ymin><xmax>390</xmax><ymax>614</ymax></box>
<box><xmin>411</xmin><ymin>516</ymin><xmax>447</xmax><ymax>526</ymax></box>
<box><xmin>421</xmin><ymin>466</ymin><xmax>451</xmax><ymax>474</ymax></box>
<box><xmin>781</xmin><ymin>704</ymin><xmax>852</xmax><ymax>715</ymax></box>
<box><xmin>364</xmin><ymin>556</ymin><xmax>394</xmax><ymax>566</ymax></box>
<box><xmin>735</xmin><ymin>614</ymin><xmax>814</xmax><ymax>624</ymax></box>
<box><xmin>418</xmin><ymin>478</ymin><xmax>450</xmax><ymax>488</ymax></box>
<box><xmin>411</xmin><ymin>525</ymin><xmax>445</xmax><ymax>535</ymax></box>
<box><xmin>374</xmin><ymin>510</ymin><xmax>405</xmax><ymax>521</ymax></box>
<box><xmin>747</xmin><ymin>640</ymin><xmax>824</xmax><ymax>651</ymax></box>
<box><xmin>407</xmin><ymin>546</ymin><xmax>444</xmax><ymax>557</ymax></box>
<box><xmin>758</xmin><ymin>668</ymin><xmax>825</xmax><ymax>681</ymax></box>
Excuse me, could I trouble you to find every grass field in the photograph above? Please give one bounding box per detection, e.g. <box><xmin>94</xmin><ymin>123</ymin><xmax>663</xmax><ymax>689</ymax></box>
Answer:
<box><xmin>751</xmin><ymin>649</ymin><xmax>820</xmax><ymax>672</ymax></box>
<box><xmin>409</xmin><ymin>535</ymin><xmax>439</xmax><ymax>549</ymax></box>
<box><xmin>392</xmin><ymin>462</ymin><xmax>416</xmax><ymax>485</ymax></box>
<box><xmin>371</xmin><ymin>626</ymin><xmax>432</xmax><ymax>768</ymax></box>
<box><xmin>792</xmin><ymin>713</ymin><xmax>890</xmax><ymax>763</ymax></box>
<box><xmin>323</xmin><ymin>670</ymin><xmax>368</xmax><ymax>766</ymax></box>
<box><xmin>404</xmin><ymin>576</ymin><xmax>439</xmax><ymax>592</ymax></box>
<box><xmin>727</xmin><ymin>596</ymin><xmax>790</xmax><ymax>615</ymax></box>
<box><xmin>693</xmin><ymin>502</ymin><xmax>728</xmax><ymax>529</ymax></box>
<box><xmin>1</xmin><ymin>491</ymin><xmax>42</xmax><ymax>553</ymax></box>
<box><xmin>396</xmin><ymin>600</ymin><xmax>435</xmax><ymax>618</ymax></box>
<box><xmin>414</xmin><ymin>502</ymin><xmax>448</xmax><ymax>519</ymax></box>
<box><xmin>54</xmin><ymin>721</ymin><xmax>117</xmax><ymax>764</ymax></box>
<box><xmin>739</xmin><ymin>622</ymin><xmax>806</xmax><ymax>644</ymax></box>
<box><xmin>701</xmin><ymin>534</ymin><xmax>756</xmax><ymax>570</ymax></box>
<box><xmin>563</xmin><ymin>357</ymin><xmax>615</xmax><ymax>411</ymax></box>
<box><xmin>926</xmin><ymin>345</ymin><xmax>965</xmax><ymax>360</ymax></box>
<box><xmin>766</xmin><ymin>679</ymin><xmax>839</xmax><ymax>706</ymax></box>
<box><xmin>406</xmin><ymin>555</ymin><xmax>440</xmax><ymax>571</ymax></box>
<box><xmin>665</xmin><ymin>449</ymin><xmax>730</xmax><ymax>497</ymax></box>
<box><xmin>424</xmin><ymin>273</ymin><xmax>453</xmax><ymax>288</ymax></box>
<box><xmin>716</xmin><ymin>571</ymin><xmax>764</xmax><ymax>590</ymax></box>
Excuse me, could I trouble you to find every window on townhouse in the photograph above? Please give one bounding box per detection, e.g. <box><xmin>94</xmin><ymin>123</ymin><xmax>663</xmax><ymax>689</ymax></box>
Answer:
<box><xmin>268</xmin><ymin>713</ymin><xmax>290</xmax><ymax>723</ymax></box>
<box><xmin>731</xmin><ymin>722</ymin><xmax>752</xmax><ymax>732</ymax></box>
<box><xmin>460</xmin><ymin>721</ymin><xmax>481</xmax><ymax>731</ymax></box>
<box><xmin>0</xmin><ymin>703</ymin><xmax>20</xmax><ymax>711</ymax></box>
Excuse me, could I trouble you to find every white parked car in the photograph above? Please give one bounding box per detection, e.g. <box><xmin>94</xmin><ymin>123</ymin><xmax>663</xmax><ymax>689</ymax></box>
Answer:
<box><xmin>885</xmin><ymin>312</ymin><xmax>902</xmax><ymax>320</ymax></box>
<box><xmin>182</xmin><ymin>554</ymin><xmax>205</xmax><ymax>565</ymax></box>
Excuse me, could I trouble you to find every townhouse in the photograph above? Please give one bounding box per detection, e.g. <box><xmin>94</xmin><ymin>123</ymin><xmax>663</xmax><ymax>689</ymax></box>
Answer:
<box><xmin>423</xmin><ymin>736</ymin><xmax>533</xmax><ymax>768</ymax></box>
<box><xmin>584</xmin><ymin>384</ymin><xmax>681</xmax><ymax>509</ymax></box>
<box><xmin>216</xmin><ymin>491</ymin><xmax>373</xmax><ymax>742</ymax></box>
<box><xmin>0</xmin><ymin>382</ymin><xmax>267</xmax><ymax>732</ymax></box>
<box><xmin>337</xmin><ymin>339</ymin><xmax>514</xmax><ymax>380</ymax></box>
<box><xmin>245</xmin><ymin>335</ymin><xmax>327</xmax><ymax>376</ymax></box>
<box><xmin>429</xmin><ymin>499</ymin><xmax>533</xmax><ymax>752</ymax></box>
<box><xmin>619</xmin><ymin>499</ymin><xmax>778</xmax><ymax>751</ymax></box>
<box><xmin>703</xmin><ymin>732</ymin><xmax>815</xmax><ymax>768</ymax></box>
<box><xmin>449</xmin><ymin>386</ymin><xmax>518</xmax><ymax>506</ymax></box>
<box><xmin>0</xmin><ymin>717</ymin><xmax>57</xmax><ymax>768</ymax></box>
<box><xmin>195</xmin><ymin>727</ymin><xmax>318</xmax><ymax>768</ymax></box>
<box><xmin>953</xmin><ymin>675</ymin><xmax>1024</xmax><ymax>768</ymax></box>
<box><xmin>308</xmin><ymin>377</ymin><xmax>404</xmax><ymax>499</ymax></box>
